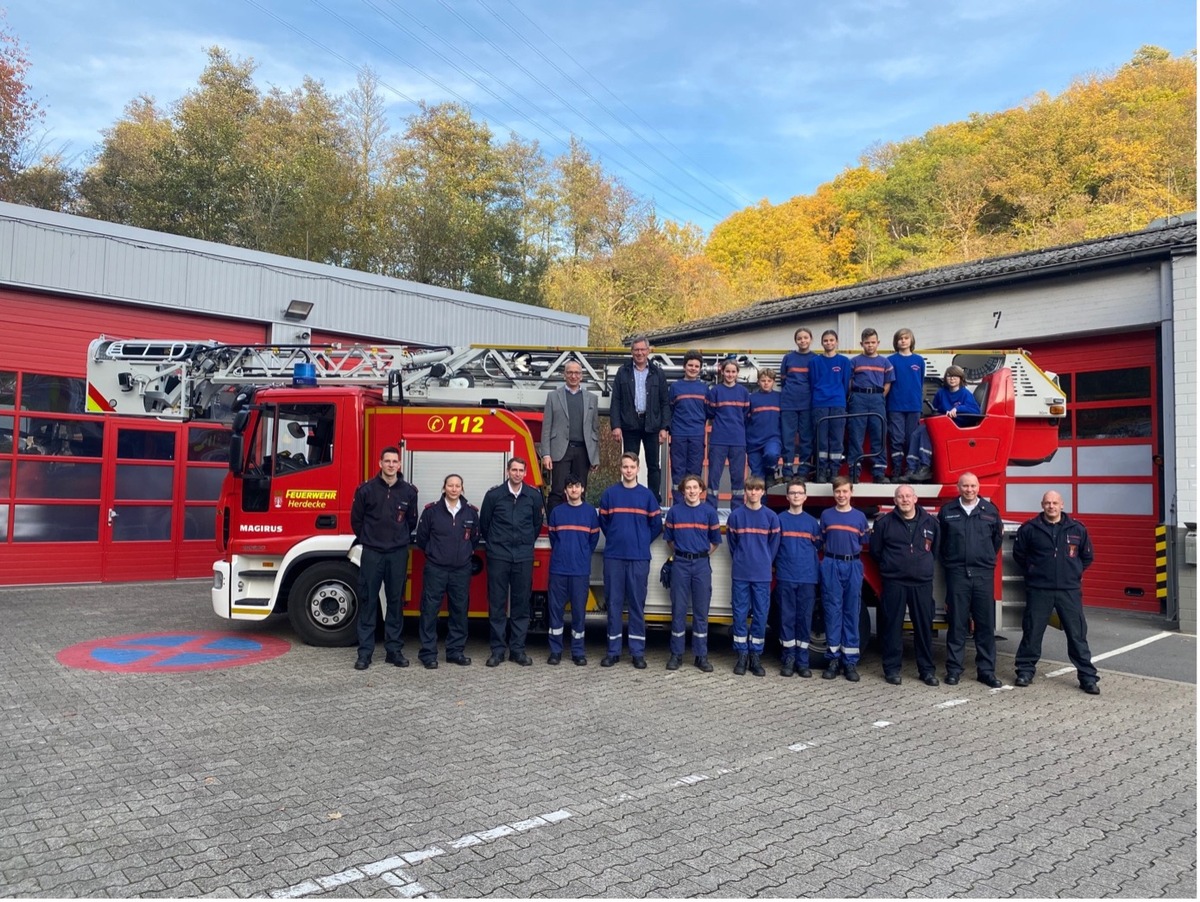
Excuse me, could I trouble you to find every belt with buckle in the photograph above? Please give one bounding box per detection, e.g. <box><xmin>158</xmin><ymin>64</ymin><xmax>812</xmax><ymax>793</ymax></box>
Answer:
<box><xmin>827</xmin><ymin>553</ymin><xmax>859</xmax><ymax>562</ymax></box>
<box><xmin>675</xmin><ymin>551</ymin><xmax>709</xmax><ymax>561</ymax></box>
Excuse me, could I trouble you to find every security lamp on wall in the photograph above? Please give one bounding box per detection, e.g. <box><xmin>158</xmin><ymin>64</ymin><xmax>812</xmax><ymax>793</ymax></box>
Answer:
<box><xmin>284</xmin><ymin>300</ymin><xmax>314</xmax><ymax>322</ymax></box>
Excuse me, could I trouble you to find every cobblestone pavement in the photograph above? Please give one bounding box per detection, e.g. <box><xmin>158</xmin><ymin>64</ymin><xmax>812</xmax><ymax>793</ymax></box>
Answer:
<box><xmin>1</xmin><ymin>582</ymin><xmax>1195</xmax><ymax>898</ymax></box>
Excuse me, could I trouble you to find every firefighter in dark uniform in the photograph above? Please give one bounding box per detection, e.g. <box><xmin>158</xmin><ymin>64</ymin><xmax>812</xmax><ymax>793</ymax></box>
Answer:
<box><xmin>480</xmin><ymin>457</ymin><xmax>545</xmax><ymax>667</ymax></box>
<box><xmin>414</xmin><ymin>474</ymin><xmax>480</xmax><ymax>669</ymax></box>
<box><xmin>938</xmin><ymin>472</ymin><xmax>1004</xmax><ymax>688</ymax></box>
<box><xmin>1013</xmin><ymin>490</ymin><xmax>1099</xmax><ymax>694</ymax></box>
<box><xmin>869</xmin><ymin>483</ymin><xmax>940</xmax><ymax>686</ymax></box>
<box><xmin>351</xmin><ymin>446</ymin><xmax>418</xmax><ymax>671</ymax></box>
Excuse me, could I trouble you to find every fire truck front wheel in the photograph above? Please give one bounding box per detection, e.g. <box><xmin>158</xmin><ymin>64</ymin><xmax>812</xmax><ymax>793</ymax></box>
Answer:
<box><xmin>288</xmin><ymin>561</ymin><xmax>361</xmax><ymax>647</ymax></box>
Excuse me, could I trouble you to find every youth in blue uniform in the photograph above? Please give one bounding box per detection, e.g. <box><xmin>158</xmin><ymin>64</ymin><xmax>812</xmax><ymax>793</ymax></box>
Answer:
<box><xmin>663</xmin><ymin>474</ymin><xmax>722</xmax><ymax>672</ymax></box>
<box><xmin>546</xmin><ymin>477</ymin><xmax>600</xmax><ymax>665</ymax></box>
<box><xmin>726</xmin><ymin>477</ymin><xmax>781</xmax><ymax>676</ymax></box>
<box><xmin>779</xmin><ymin>328</ymin><xmax>816</xmax><ymax>479</ymax></box>
<box><xmin>746</xmin><ymin>368</ymin><xmax>783</xmax><ymax>482</ymax></box>
<box><xmin>819</xmin><ymin>476</ymin><xmax>869</xmax><ymax>681</ymax></box>
<box><xmin>906</xmin><ymin>366</ymin><xmax>982</xmax><ymax>480</ymax></box>
<box><xmin>776</xmin><ymin>480</ymin><xmax>820</xmax><ymax>677</ymax></box>
<box><xmin>886</xmin><ymin>328</ymin><xmax>924</xmax><ymax>481</ymax></box>
<box><xmin>810</xmin><ymin>330</ymin><xmax>851</xmax><ymax>482</ymax></box>
<box><xmin>846</xmin><ymin>328</ymin><xmax>894</xmax><ymax>482</ymax></box>
<box><xmin>706</xmin><ymin>359</ymin><xmax>750</xmax><ymax>509</ymax></box>
<box><xmin>667</xmin><ymin>351</ymin><xmax>708</xmax><ymax>504</ymax></box>
<box><xmin>598</xmin><ymin>453</ymin><xmax>663</xmax><ymax>668</ymax></box>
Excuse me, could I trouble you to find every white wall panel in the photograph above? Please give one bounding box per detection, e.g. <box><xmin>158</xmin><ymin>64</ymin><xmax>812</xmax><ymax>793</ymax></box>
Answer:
<box><xmin>1077</xmin><ymin>444</ymin><xmax>1153</xmax><ymax>477</ymax></box>
<box><xmin>1007</xmin><ymin>483</ymin><xmax>1074</xmax><ymax>514</ymax></box>
<box><xmin>1078</xmin><ymin>482</ymin><xmax>1154</xmax><ymax>516</ymax></box>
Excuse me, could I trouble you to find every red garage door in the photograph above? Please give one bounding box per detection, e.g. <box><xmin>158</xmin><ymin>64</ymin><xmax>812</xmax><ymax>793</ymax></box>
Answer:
<box><xmin>1006</xmin><ymin>331</ymin><xmax>1161</xmax><ymax>612</ymax></box>
<box><xmin>0</xmin><ymin>291</ymin><xmax>267</xmax><ymax>585</ymax></box>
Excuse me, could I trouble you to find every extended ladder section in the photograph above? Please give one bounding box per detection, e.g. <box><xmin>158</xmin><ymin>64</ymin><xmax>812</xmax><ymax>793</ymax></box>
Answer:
<box><xmin>86</xmin><ymin>337</ymin><xmax>1064</xmax><ymax>423</ymax></box>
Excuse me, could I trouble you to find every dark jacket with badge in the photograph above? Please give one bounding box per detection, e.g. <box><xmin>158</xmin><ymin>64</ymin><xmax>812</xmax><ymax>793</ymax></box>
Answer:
<box><xmin>1013</xmin><ymin>512</ymin><xmax>1093</xmax><ymax>591</ymax></box>
<box><xmin>480</xmin><ymin>482</ymin><xmax>545</xmax><ymax>562</ymax></box>
<box><xmin>937</xmin><ymin>496</ymin><xmax>1003</xmax><ymax>572</ymax></box>
<box><xmin>350</xmin><ymin>474</ymin><xmax>418</xmax><ymax>551</ymax></box>
<box><xmin>869</xmin><ymin>508</ymin><xmax>940</xmax><ymax>585</ymax></box>
<box><xmin>415</xmin><ymin>497</ymin><xmax>480</xmax><ymax>569</ymax></box>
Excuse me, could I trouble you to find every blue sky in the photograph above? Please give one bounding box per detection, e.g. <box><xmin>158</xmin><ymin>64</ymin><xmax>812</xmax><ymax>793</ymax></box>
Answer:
<box><xmin>7</xmin><ymin>0</ymin><xmax>1197</xmax><ymax>233</ymax></box>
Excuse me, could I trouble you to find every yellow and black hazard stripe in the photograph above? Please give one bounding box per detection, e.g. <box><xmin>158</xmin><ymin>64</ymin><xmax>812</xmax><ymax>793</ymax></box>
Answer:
<box><xmin>1156</xmin><ymin>524</ymin><xmax>1169</xmax><ymax>605</ymax></box>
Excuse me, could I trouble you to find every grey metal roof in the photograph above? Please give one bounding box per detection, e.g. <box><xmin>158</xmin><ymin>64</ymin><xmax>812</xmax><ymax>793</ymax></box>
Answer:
<box><xmin>648</xmin><ymin>214</ymin><xmax>1197</xmax><ymax>343</ymax></box>
<box><xmin>0</xmin><ymin>202</ymin><xmax>588</xmax><ymax>346</ymax></box>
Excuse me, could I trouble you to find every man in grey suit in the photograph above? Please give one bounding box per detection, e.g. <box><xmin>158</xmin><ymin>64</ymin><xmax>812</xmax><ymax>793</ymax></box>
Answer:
<box><xmin>541</xmin><ymin>359</ymin><xmax>600</xmax><ymax>513</ymax></box>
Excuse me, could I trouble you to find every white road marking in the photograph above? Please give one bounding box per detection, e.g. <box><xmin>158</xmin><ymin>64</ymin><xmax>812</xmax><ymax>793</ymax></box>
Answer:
<box><xmin>675</xmin><ymin>774</ymin><xmax>709</xmax><ymax>785</ymax></box>
<box><xmin>267</xmin><ymin>809</ymin><xmax>573</xmax><ymax>899</ymax></box>
<box><xmin>1046</xmin><ymin>631</ymin><xmax>1175</xmax><ymax>677</ymax></box>
<box><xmin>935</xmin><ymin>699</ymin><xmax>969</xmax><ymax>709</ymax></box>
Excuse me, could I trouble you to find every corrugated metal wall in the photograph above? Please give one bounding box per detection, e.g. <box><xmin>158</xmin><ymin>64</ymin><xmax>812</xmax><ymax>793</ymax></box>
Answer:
<box><xmin>0</xmin><ymin>203</ymin><xmax>589</xmax><ymax>348</ymax></box>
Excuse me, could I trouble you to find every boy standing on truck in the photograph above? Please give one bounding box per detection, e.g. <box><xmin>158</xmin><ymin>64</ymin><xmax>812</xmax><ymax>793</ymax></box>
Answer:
<box><xmin>599</xmin><ymin>453</ymin><xmax>663</xmax><ymax>669</ymax></box>
<box><xmin>663</xmin><ymin>474</ymin><xmax>722</xmax><ymax>672</ymax></box>
<box><xmin>776</xmin><ymin>478</ymin><xmax>821</xmax><ymax>678</ymax></box>
<box><xmin>546</xmin><ymin>477</ymin><xmax>600</xmax><ymax>666</ymax></box>
<box><xmin>351</xmin><ymin>446</ymin><xmax>419</xmax><ymax>671</ymax></box>
<box><xmin>809</xmin><ymin>330</ymin><xmax>851</xmax><ymax>483</ymax></box>
<box><xmin>667</xmin><ymin>350</ymin><xmax>708</xmax><ymax>504</ymax></box>
<box><xmin>819</xmin><ymin>475</ymin><xmax>870</xmax><ymax>682</ymax></box>
<box><xmin>779</xmin><ymin>327</ymin><xmax>816</xmax><ymax>480</ymax></box>
<box><xmin>706</xmin><ymin>357</ymin><xmax>751</xmax><ymax>509</ymax></box>
<box><xmin>886</xmin><ymin>328</ymin><xmax>924</xmax><ymax>482</ymax></box>
<box><xmin>846</xmin><ymin>327</ymin><xmax>894</xmax><ymax>483</ymax></box>
<box><xmin>726</xmin><ymin>476</ymin><xmax>781</xmax><ymax>677</ymax></box>
<box><xmin>747</xmin><ymin>368</ymin><xmax>783</xmax><ymax>483</ymax></box>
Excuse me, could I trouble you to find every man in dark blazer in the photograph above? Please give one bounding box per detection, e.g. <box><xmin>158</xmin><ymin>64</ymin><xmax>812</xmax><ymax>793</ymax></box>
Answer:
<box><xmin>541</xmin><ymin>358</ymin><xmax>600</xmax><ymax>513</ymax></box>
<box><xmin>610</xmin><ymin>335</ymin><xmax>671</xmax><ymax>503</ymax></box>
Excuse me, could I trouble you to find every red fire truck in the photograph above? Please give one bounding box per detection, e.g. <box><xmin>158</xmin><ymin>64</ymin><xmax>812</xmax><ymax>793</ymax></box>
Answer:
<box><xmin>86</xmin><ymin>339</ymin><xmax>1065</xmax><ymax>647</ymax></box>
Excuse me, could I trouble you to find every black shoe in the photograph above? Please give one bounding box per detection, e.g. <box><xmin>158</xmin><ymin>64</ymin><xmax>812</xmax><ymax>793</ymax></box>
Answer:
<box><xmin>422</xmin><ymin>659</ymin><xmax>438</xmax><ymax>670</ymax></box>
<box><xmin>844</xmin><ymin>665</ymin><xmax>861</xmax><ymax>683</ymax></box>
<box><xmin>385</xmin><ymin>651</ymin><xmax>410</xmax><ymax>668</ymax></box>
<box><xmin>920</xmin><ymin>674</ymin><xmax>939</xmax><ymax>687</ymax></box>
<box><xmin>733</xmin><ymin>653</ymin><xmax>748</xmax><ymax>676</ymax></box>
<box><xmin>748</xmin><ymin>653</ymin><xmax>766</xmax><ymax>677</ymax></box>
<box><xmin>910</xmin><ymin>465</ymin><xmax>933</xmax><ymax>483</ymax></box>
<box><xmin>944</xmin><ymin>674</ymin><xmax>961</xmax><ymax>685</ymax></box>
<box><xmin>572</xmin><ymin>656</ymin><xmax>587</xmax><ymax>666</ymax></box>
<box><xmin>512</xmin><ymin>653</ymin><xmax>533</xmax><ymax>667</ymax></box>
<box><xmin>780</xmin><ymin>658</ymin><xmax>795</xmax><ymax>677</ymax></box>
<box><xmin>631</xmin><ymin>656</ymin><xmax>647</xmax><ymax>670</ymax></box>
<box><xmin>885</xmin><ymin>674</ymin><xmax>902</xmax><ymax>685</ymax></box>
<box><xmin>796</xmin><ymin>667</ymin><xmax>812</xmax><ymax>678</ymax></box>
<box><xmin>1014</xmin><ymin>674</ymin><xmax>1032</xmax><ymax>687</ymax></box>
<box><xmin>485</xmin><ymin>654</ymin><xmax>504</xmax><ymax>668</ymax></box>
<box><xmin>977</xmin><ymin>674</ymin><xmax>1003</xmax><ymax>689</ymax></box>
<box><xmin>447</xmin><ymin>654</ymin><xmax>472</xmax><ymax>666</ymax></box>
<box><xmin>354</xmin><ymin>657</ymin><xmax>370</xmax><ymax>671</ymax></box>
<box><xmin>666</xmin><ymin>654</ymin><xmax>682</xmax><ymax>671</ymax></box>
<box><xmin>821</xmin><ymin>661</ymin><xmax>841</xmax><ymax>680</ymax></box>
<box><xmin>1080</xmin><ymin>681</ymin><xmax>1100</xmax><ymax>695</ymax></box>
<box><xmin>694</xmin><ymin>656</ymin><xmax>714</xmax><ymax>673</ymax></box>
<box><xmin>600</xmin><ymin>655</ymin><xmax>620</xmax><ymax>668</ymax></box>
<box><xmin>547</xmin><ymin>653</ymin><xmax>562</xmax><ymax>665</ymax></box>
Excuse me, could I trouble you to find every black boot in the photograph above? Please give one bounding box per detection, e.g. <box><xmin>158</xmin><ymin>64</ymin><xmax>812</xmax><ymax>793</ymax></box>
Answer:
<box><xmin>733</xmin><ymin>653</ymin><xmax>748</xmax><ymax>676</ymax></box>
<box><xmin>748</xmin><ymin>653</ymin><xmax>766</xmax><ymax>677</ymax></box>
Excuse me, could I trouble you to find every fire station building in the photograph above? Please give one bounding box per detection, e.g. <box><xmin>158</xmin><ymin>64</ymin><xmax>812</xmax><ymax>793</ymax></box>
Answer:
<box><xmin>0</xmin><ymin>202</ymin><xmax>587</xmax><ymax>586</ymax></box>
<box><xmin>648</xmin><ymin>215</ymin><xmax>1197</xmax><ymax>631</ymax></box>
